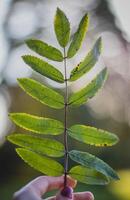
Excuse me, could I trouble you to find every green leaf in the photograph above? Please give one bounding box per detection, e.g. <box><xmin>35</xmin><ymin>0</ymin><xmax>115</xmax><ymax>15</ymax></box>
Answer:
<box><xmin>68</xmin><ymin>124</ymin><xmax>119</xmax><ymax>147</ymax></box>
<box><xmin>67</xmin><ymin>14</ymin><xmax>89</xmax><ymax>58</ymax></box>
<box><xmin>69</xmin><ymin>165</ymin><xmax>109</xmax><ymax>185</ymax></box>
<box><xmin>22</xmin><ymin>55</ymin><xmax>64</xmax><ymax>83</ymax></box>
<box><xmin>18</xmin><ymin>78</ymin><xmax>64</xmax><ymax>109</ymax></box>
<box><xmin>69</xmin><ymin>37</ymin><xmax>102</xmax><ymax>81</ymax></box>
<box><xmin>54</xmin><ymin>8</ymin><xmax>70</xmax><ymax>47</ymax></box>
<box><xmin>69</xmin><ymin>150</ymin><xmax>119</xmax><ymax>180</ymax></box>
<box><xmin>16</xmin><ymin>148</ymin><xmax>64</xmax><ymax>176</ymax></box>
<box><xmin>68</xmin><ymin>68</ymin><xmax>108</xmax><ymax>106</ymax></box>
<box><xmin>7</xmin><ymin>134</ymin><xmax>64</xmax><ymax>157</ymax></box>
<box><xmin>26</xmin><ymin>39</ymin><xmax>63</xmax><ymax>62</ymax></box>
<box><xmin>9</xmin><ymin>113</ymin><xmax>64</xmax><ymax>135</ymax></box>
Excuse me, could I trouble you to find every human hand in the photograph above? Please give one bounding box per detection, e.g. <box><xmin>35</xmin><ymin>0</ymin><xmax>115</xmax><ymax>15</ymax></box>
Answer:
<box><xmin>13</xmin><ymin>176</ymin><xmax>94</xmax><ymax>200</ymax></box>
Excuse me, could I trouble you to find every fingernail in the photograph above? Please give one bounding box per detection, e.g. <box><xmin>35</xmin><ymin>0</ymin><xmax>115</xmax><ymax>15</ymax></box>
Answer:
<box><xmin>86</xmin><ymin>192</ymin><xmax>94</xmax><ymax>200</ymax></box>
<box><xmin>61</xmin><ymin>186</ymin><xmax>73</xmax><ymax>199</ymax></box>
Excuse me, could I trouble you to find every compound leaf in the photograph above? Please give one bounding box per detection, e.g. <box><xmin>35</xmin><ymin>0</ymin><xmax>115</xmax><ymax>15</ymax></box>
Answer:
<box><xmin>69</xmin><ymin>165</ymin><xmax>109</xmax><ymax>185</ymax></box>
<box><xmin>68</xmin><ymin>68</ymin><xmax>107</xmax><ymax>106</ymax></box>
<box><xmin>22</xmin><ymin>55</ymin><xmax>64</xmax><ymax>83</ymax></box>
<box><xmin>9</xmin><ymin>113</ymin><xmax>64</xmax><ymax>135</ymax></box>
<box><xmin>68</xmin><ymin>124</ymin><xmax>119</xmax><ymax>147</ymax></box>
<box><xmin>7</xmin><ymin>134</ymin><xmax>64</xmax><ymax>157</ymax></box>
<box><xmin>69</xmin><ymin>150</ymin><xmax>119</xmax><ymax>180</ymax></box>
<box><xmin>26</xmin><ymin>39</ymin><xmax>63</xmax><ymax>62</ymax></box>
<box><xmin>69</xmin><ymin>37</ymin><xmax>102</xmax><ymax>81</ymax></box>
<box><xmin>54</xmin><ymin>8</ymin><xmax>70</xmax><ymax>47</ymax></box>
<box><xmin>18</xmin><ymin>78</ymin><xmax>64</xmax><ymax>109</ymax></box>
<box><xmin>16</xmin><ymin>148</ymin><xmax>64</xmax><ymax>176</ymax></box>
<box><xmin>67</xmin><ymin>14</ymin><xmax>89</xmax><ymax>58</ymax></box>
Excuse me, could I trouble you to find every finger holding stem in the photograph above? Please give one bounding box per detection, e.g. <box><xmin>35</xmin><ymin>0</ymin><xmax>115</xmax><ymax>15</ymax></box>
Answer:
<box><xmin>13</xmin><ymin>176</ymin><xmax>76</xmax><ymax>200</ymax></box>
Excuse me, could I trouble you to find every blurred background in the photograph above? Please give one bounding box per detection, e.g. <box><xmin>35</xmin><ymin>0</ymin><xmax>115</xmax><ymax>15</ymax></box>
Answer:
<box><xmin>0</xmin><ymin>0</ymin><xmax>130</xmax><ymax>199</ymax></box>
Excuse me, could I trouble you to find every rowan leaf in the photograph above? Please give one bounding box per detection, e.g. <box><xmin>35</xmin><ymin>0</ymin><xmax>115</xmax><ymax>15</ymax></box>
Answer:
<box><xmin>7</xmin><ymin>134</ymin><xmax>64</xmax><ymax>157</ymax></box>
<box><xmin>26</xmin><ymin>39</ymin><xmax>63</xmax><ymax>62</ymax></box>
<box><xmin>69</xmin><ymin>37</ymin><xmax>102</xmax><ymax>81</ymax></box>
<box><xmin>54</xmin><ymin>8</ymin><xmax>70</xmax><ymax>47</ymax></box>
<box><xmin>68</xmin><ymin>68</ymin><xmax>108</xmax><ymax>106</ymax></box>
<box><xmin>68</xmin><ymin>124</ymin><xmax>119</xmax><ymax>147</ymax></box>
<box><xmin>69</xmin><ymin>150</ymin><xmax>119</xmax><ymax>180</ymax></box>
<box><xmin>17</xmin><ymin>78</ymin><xmax>64</xmax><ymax>109</ymax></box>
<box><xmin>22</xmin><ymin>55</ymin><xmax>64</xmax><ymax>83</ymax></box>
<box><xmin>69</xmin><ymin>165</ymin><xmax>109</xmax><ymax>185</ymax></box>
<box><xmin>16</xmin><ymin>148</ymin><xmax>64</xmax><ymax>176</ymax></box>
<box><xmin>9</xmin><ymin>113</ymin><xmax>64</xmax><ymax>135</ymax></box>
<box><xmin>67</xmin><ymin>14</ymin><xmax>89</xmax><ymax>58</ymax></box>
<box><xmin>6</xmin><ymin>9</ymin><xmax>119</xmax><ymax>185</ymax></box>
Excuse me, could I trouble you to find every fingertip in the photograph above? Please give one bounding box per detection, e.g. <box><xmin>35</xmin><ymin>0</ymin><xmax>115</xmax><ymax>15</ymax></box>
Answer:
<box><xmin>85</xmin><ymin>192</ymin><xmax>94</xmax><ymax>200</ymax></box>
<box><xmin>74</xmin><ymin>191</ymin><xmax>94</xmax><ymax>200</ymax></box>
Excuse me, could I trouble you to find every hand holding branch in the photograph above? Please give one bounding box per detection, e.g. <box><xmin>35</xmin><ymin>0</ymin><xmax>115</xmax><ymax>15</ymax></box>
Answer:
<box><xmin>13</xmin><ymin>176</ymin><xmax>94</xmax><ymax>200</ymax></box>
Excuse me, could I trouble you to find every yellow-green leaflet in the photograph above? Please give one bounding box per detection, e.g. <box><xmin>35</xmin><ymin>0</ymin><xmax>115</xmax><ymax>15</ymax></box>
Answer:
<box><xmin>67</xmin><ymin>14</ymin><xmax>89</xmax><ymax>58</ymax></box>
<box><xmin>18</xmin><ymin>78</ymin><xmax>64</xmax><ymax>109</ymax></box>
<box><xmin>22</xmin><ymin>55</ymin><xmax>64</xmax><ymax>83</ymax></box>
<box><xmin>16</xmin><ymin>148</ymin><xmax>64</xmax><ymax>176</ymax></box>
<box><xmin>8</xmin><ymin>134</ymin><xmax>64</xmax><ymax>157</ymax></box>
<box><xmin>26</xmin><ymin>39</ymin><xmax>63</xmax><ymax>62</ymax></box>
<box><xmin>69</xmin><ymin>68</ymin><xmax>107</xmax><ymax>107</ymax></box>
<box><xmin>69</xmin><ymin>37</ymin><xmax>102</xmax><ymax>81</ymax></box>
<box><xmin>9</xmin><ymin>113</ymin><xmax>64</xmax><ymax>135</ymax></box>
<box><xmin>68</xmin><ymin>124</ymin><xmax>119</xmax><ymax>147</ymax></box>
<box><xmin>69</xmin><ymin>165</ymin><xmax>109</xmax><ymax>185</ymax></box>
<box><xmin>54</xmin><ymin>8</ymin><xmax>70</xmax><ymax>47</ymax></box>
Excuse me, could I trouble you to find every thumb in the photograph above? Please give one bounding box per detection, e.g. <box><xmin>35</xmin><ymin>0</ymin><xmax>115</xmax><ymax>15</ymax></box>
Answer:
<box><xmin>56</xmin><ymin>186</ymin><xmax>73</xmax><ymax>200</ymax></box>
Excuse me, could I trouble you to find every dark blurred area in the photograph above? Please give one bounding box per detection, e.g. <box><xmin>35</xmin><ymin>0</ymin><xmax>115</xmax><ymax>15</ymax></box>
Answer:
<box><xmin>0</xmin><ymin>0</ymin><xmax>130</xmax><ymax>199</ymax></box>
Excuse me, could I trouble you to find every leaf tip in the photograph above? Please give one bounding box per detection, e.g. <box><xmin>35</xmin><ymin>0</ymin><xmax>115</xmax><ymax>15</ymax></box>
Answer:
<box><xmin>6</xmin><ymin>134</ymin><xmax>16</xmax><ymax>144</ymax></box>
<box><xmin>97</xmin><ymin>36</ymin><xmax>103</xmax><ymax>53</ymax></box>
<box><xmin>17</xmin><ymin>78</ymin><xmax>21</xmax><ymax>84</ymax></box>
<box><xmin>21</xmin><ymin>54</ymin><xmax>33</xmax><ymax>62</ymax></box>
<box><xmin>56</xmin><ymin>7</ymin><xmax>63</xmax><ymax>14</ymax></box>
<box><xmin>55</xmin><ymin>7</ymin><xmax>62</xmax><ymax>19</ymax></box>
<box><xmin>17</xmin><ymin>77</ymin><xmax>26</xmax><ymax>83</ymax></box>
<box><xmin>17</xmin><ymin>78</ymin><xmax>27</xmax><ymax>88</ymax></box>
<box><xmin>114</xmin><ymin>134</ymin><xmax>119</xmax><ymax>145</ymax></box>
<box><xmin>21</xmin><ymin>54</ymin><xmax>31</xmax><ymax>64</ymax></box>
<box><xmin>21</xmin><ymin>55</ymin><xmax>26</xmax><ymax>61</ymax></box>
<box><xmin>6</xmin><ymin>134</ymin><xmax>11</xmax><ymax>142</ymax></box>
<box><xmin>84</xmin><ymin>13</ymin><xmax>89</xmax><ymax>22</ymax></box>
<box><xmin>8</xmin><ymin>112</ymin><xmax>14</xmax><ymax>120</ymax></box>
<box><xmin>113</xmin><ymin>173</ymin><xmax>120</xmax><ymax>181</ymax></box>
<box><xmin>25</xmin><ymin>38</ymin><xmax>32</xmax><ymax>45</ymax></box>
<box><xmin>24</xmin><ymin>38</ymin><xmax>30</xmax><ymax>45</ymax></box>
<box><xmin>56</xmin><ymin>7</ymin><xmax>60</xmax><ymax>12</ymax></box>
<box><xmin>101</xmin><ymin>67</ymin><xmax>108</xmax><ymax>81</ymax></box>
<box><xmin>15</xmin><ymin>147</ymin><xmax>22</xmax><ymax>156</ymax></box>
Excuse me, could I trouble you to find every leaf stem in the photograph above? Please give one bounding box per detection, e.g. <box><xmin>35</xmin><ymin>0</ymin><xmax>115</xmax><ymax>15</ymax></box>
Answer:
<box><xmin>63</xmin><ymin>47</ymin><xmax>69</xmax><ymax>188</ymax></box>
